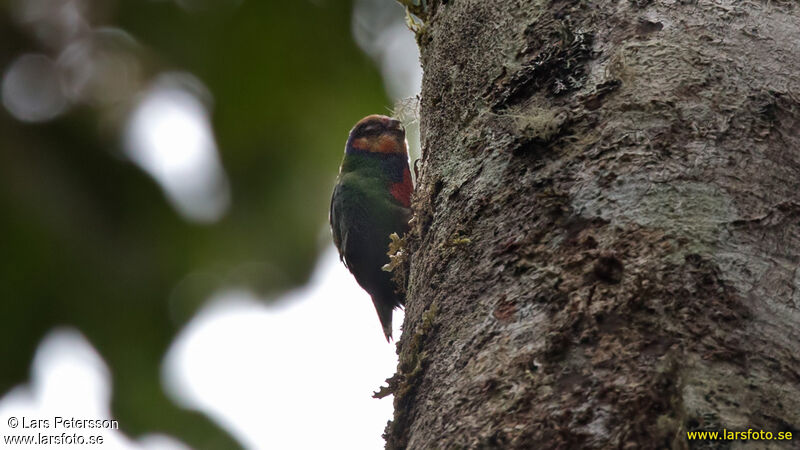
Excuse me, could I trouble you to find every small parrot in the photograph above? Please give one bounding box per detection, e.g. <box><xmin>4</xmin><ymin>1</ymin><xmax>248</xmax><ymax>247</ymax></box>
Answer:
<box><xmin>330</xmin><ymin>115</ymin><xmax>413</xmax><ymax>341</ymax></box>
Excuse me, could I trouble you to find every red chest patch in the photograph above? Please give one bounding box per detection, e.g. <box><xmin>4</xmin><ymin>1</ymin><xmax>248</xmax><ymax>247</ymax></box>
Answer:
<box><xmin>390</xmin><ymin>168</ymin><xmax>413</xmax><ymax>208</ymax></box>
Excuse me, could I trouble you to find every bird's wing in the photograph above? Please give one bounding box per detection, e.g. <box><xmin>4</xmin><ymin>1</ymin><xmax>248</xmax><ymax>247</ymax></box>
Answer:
<box><xmin>329</xmin><ymin>182</ymin><xmax>350</xmax><ymax>269</ymax></box>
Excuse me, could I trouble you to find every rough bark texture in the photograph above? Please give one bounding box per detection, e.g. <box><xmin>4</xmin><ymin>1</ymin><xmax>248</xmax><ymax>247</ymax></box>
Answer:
<box><xmin>386</xmin><ymin>0</ymin><xmax>800</xmax><ymax>448</ymax></box>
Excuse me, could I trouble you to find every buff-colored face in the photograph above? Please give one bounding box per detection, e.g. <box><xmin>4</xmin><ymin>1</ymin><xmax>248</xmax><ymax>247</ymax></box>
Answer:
<box><xmin>348</xmin><ymin>115</ymin><xmax>407</xmax><ymax>155</ymax></box>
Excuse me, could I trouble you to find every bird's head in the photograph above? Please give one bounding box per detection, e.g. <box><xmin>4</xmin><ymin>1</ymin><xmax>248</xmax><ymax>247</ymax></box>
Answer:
<box><xmin>346</xmin><ymin>114</ymin><xmax>407</xmax><ymax>156</ymax></box>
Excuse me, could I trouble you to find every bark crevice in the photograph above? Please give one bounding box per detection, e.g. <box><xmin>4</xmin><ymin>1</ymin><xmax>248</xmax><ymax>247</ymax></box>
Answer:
<box><xmin>388</xmin><ymin>0</ymin><xmax>800</xmax><ymax>448</ymax></box>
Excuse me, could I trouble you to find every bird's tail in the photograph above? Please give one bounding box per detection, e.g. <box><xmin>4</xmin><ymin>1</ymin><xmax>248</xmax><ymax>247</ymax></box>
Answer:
<box><xmin>374</xmin><ymin>299</ymin><xmax>395</xmax><ymax>342</ymax></box>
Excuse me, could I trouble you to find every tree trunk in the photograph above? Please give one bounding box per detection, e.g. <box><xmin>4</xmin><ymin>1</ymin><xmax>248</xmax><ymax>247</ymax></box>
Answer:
<box><xmin>386</xmin><ymin>0</ymin><xmax>800</xmax><ymax>448</ymax></box>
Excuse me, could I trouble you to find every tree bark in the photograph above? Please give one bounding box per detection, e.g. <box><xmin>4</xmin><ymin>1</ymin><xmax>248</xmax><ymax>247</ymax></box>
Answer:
<box><xmin>386</xmin><ymin>0</ymin><xmax>800</xmax><ymax>448</ymax></box>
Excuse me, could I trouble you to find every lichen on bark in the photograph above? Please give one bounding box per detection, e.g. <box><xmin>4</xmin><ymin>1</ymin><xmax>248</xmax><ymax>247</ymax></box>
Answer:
<box><xmin>387</xmin><ymin>0</ymin><xmax>800</xmax><ymax>449</ymax></box>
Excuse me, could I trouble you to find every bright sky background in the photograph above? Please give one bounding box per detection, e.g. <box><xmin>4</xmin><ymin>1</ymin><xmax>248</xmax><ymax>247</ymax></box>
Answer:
<box><xmin>0</xmin><ymin>0</ymin><xmax>421</xmax><ymax>448</ymax></box>
<box><xmin>164</xmin><ymin>249</ymin><xmax>404</xmax><ymax>449</ymax></box>
<box><xmin>0</xmin><ymin>250</ymin><xmax>403</xmax><ymax>449</ymax></box>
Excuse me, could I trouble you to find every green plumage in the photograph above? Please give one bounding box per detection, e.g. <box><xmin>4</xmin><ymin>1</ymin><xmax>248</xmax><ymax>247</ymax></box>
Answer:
<box><xmin>330</xmin><ymin>115</ymin><xmax>412</xmax><ymax>341</ymax></box>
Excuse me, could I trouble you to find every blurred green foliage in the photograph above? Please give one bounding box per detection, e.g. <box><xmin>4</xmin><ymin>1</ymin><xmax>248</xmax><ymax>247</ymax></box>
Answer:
<box><xmin>0</xmin><ymin>0</ymin><xmax>391</xmax><ymax>447</ymax></box>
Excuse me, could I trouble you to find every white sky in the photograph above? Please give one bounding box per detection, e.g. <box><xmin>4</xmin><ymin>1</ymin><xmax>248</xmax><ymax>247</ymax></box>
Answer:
<box><xmin>164</xmin><ymin>249</ymin><xmax>403</xmax><ymax>449</ymax></box>
<box><xmin>0</xmin><ymin>330</ymin><xmax>189</xmax><ymax>450</ymax></box>
<box><xmin>0</xmin><ymin>250</ymin><xmax>402</xmax><ymax>449</ymax></box>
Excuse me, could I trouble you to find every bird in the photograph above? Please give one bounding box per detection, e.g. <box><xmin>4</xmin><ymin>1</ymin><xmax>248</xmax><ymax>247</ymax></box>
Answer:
<box><xmin>330</xmin><ymin>114</ymin><xmax>413</xmax><ymax>341</ymax></box>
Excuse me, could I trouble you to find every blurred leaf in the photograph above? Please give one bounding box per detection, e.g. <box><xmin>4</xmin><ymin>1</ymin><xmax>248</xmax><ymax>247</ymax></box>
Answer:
<box><xmin>0</xmin><ymin>0</ymin><xmax>391</xmax><ymax>447</ymax></box>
